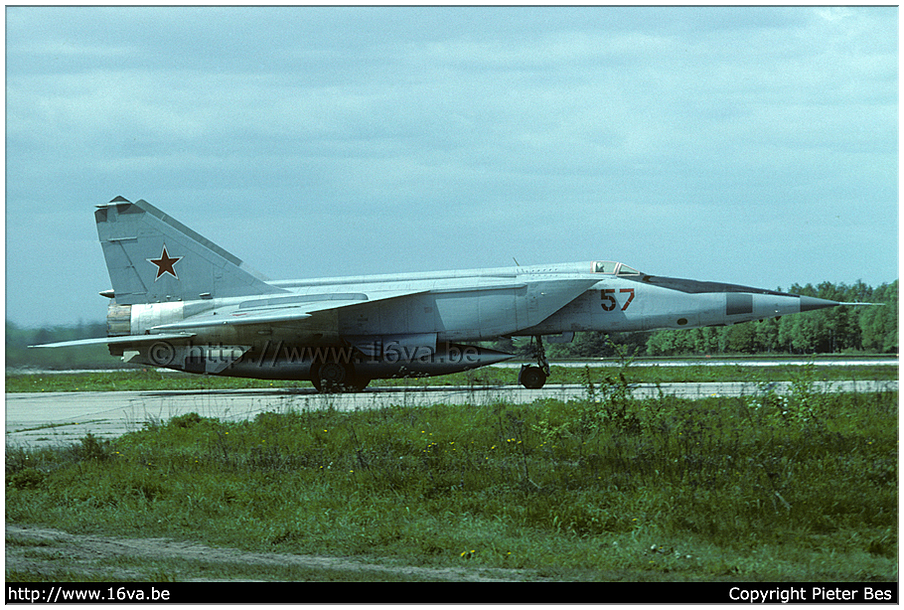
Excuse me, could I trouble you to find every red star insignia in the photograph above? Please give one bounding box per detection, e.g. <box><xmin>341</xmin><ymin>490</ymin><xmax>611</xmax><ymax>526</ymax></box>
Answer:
<box><xmin>148</xmin><ymin>245</ymin><xmax>182</xmax><ymax>280</ymax></box>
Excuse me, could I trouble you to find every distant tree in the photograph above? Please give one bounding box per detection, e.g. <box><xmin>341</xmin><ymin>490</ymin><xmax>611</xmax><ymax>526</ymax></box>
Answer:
<box><xmin>5</xmin><ymin>320</ymin><xmax>111</xmax><ymax>370</ymax></box>
<box><xmin>643</xmin><ymin>279</ymin><xmax>897</xmax><ymax>356</ymax></box>
<box><xmin>645</xmin><ymin>329</ymin><xmax>677</xmax><ymax>356</ymax></box>
<box><xmin>724</xmin><ymin>323</ymin><xmax>757</xmax><ymax>354</ymax></box>
<box><xmin>859</xmin><ymin>281</ymin><xmax>898</xmax><ymax>353</ymax></box>
<box><xmin>693</xmin><ymin>327</ymin><xmax>722</xmax><ymax>355</ymax></box>
<box><xmin>754</xmin><ymin>318</ymin><xmax>780</xmax><ymax>353</ymax></box>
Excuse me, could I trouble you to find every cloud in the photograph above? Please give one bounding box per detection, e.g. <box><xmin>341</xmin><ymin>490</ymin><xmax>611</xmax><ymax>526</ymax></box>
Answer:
<box><xmin>5</xmin><ymin>6</ymin><xmax>898</xmax><ymax>326</ymax></box>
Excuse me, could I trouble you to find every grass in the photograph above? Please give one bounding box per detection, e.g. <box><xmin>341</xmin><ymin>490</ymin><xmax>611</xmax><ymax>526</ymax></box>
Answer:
<box><xmin>6</xmin><ymin>366</ymin><xmax>897</xmax><ymax>582</ymax></box>
<box><xmin>5</xmin><ymin>361</ymin><xmax>897</xmax><ymax>393</ymax></box>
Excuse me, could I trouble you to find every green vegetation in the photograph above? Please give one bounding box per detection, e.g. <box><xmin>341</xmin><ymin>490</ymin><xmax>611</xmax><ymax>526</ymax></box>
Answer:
<box><xmin>6</xmin><ymin>369</ymin><xmax>897</xmax><ymax>581</ymax></box>
<box><xmin>5</xmin><ymin>361</ymin><xmax>897</xmax><ymax>393</ymax></box>
<box><xmin>643</xmin><ymin>280</ymin><xmax>898</xmax><ymax>356</ymax></box>
<box><xmin>6</xmin><ymin>321</ymin><xmax>112</xmax><ymax>370</ymax></box>
<box><xmin>5</xmin><ymin>369</ymin><xmax>278</xmax><ymax>393</ymax></box>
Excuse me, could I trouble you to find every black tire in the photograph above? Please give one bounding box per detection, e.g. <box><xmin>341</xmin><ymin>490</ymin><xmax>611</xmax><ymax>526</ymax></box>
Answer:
<box><xmin>346</xmin><ymin>377</ymin><xmax>370</xmax><ymax>393</ymax></box>
<box><xmin>315</xmin><ymin>362</ymin><xmax>348</xmax><ymax>393</ymax></box>
<box><xmin>312</xmin><ymin>362</ymin><xmax>368</xmax><ymax>393</ymax></box>
<box><xmin>519</xmin><ymin>365</ymin><xmax>547</xmax><ymax>389</ymax></box>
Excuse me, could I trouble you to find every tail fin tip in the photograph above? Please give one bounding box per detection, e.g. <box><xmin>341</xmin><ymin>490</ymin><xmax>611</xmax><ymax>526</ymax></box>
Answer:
<box><xmin>96</xmin><ymin>196</ymin><xmax>283</xmax><ymax>305</ymax></box>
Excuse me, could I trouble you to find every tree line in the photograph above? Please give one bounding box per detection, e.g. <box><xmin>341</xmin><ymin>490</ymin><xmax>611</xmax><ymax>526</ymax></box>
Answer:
<box><xmin>6</xmin><ymin>321</ymin><xmax>110</xmax><ymax>370</ymax></box>
<box><xmin>520</xmin><ymin>279</ymin><xmax>898</xmax><ymax>358</ymax></box>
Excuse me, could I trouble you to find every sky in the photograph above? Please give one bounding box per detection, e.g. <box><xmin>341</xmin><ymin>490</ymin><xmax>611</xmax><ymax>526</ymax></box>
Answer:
<box><xmin>5</xmin><ymin>5</ymin><xmax>899</xmax><ymax>328</ymax></box>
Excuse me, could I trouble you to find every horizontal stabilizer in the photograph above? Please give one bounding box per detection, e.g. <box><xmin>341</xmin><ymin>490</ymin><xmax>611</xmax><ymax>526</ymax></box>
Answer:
<box><xmin>29</xmin><ymin>333</ymin><xmax>196</xmax><ymax>349</ymax></box>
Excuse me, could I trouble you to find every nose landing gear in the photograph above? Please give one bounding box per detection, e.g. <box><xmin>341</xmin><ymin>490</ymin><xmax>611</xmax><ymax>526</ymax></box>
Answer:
<box><xmin>519</xmin><ymin>335</ymin><xmax>549</xmax><ymax>389</ymax></box>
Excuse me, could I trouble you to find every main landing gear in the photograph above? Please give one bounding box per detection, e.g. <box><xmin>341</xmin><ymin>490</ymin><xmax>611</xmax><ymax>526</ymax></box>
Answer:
<box><xmin>311</xmin><ymin>361</ymin><xmax>369</xmax><ymax>393</ymax></box>
<box><xmin>519</xmin><ymin>335</ymin><xmax>549</xmax><ymax>389</ymax></box>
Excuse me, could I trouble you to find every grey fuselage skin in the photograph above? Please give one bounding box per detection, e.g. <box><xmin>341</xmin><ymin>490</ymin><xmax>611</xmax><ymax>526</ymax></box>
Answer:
<box><xmin>112</xmin><ymin>259</ymin><xmax>837</xmax><ymax>383</ymax></box>
<box><xmin>35</xmin><ymin>197</ymin><xmax>844</xmax><ymax>391</ymax></box>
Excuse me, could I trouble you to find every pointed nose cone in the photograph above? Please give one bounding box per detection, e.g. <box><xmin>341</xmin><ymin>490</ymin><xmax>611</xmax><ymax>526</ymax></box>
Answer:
<box><xmin>799</xmin><ymin>296</ymin><xmax>841</xmax><ymax>312</ymax></box>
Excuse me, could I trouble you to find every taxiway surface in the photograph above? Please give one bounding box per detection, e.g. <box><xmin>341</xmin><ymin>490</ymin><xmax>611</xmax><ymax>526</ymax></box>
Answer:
<box><xmin>6</xmin><ymin>379</ymin><xmax>898</xmax><ymax>449</ymax></box>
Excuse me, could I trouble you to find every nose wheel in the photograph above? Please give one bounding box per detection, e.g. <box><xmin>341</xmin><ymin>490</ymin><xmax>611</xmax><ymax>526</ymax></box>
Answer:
<box><xmin>519</xmin><ymin>335</ymin><xmax>549</xmax><ymax>389</ymax></box>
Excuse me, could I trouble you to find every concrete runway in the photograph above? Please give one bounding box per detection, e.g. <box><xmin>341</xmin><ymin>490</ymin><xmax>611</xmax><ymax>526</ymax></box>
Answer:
<box><xmin>6</xmin><ymin>379</ymin><xmax>898</xmax><ymax>449</ymax></box>
<box><xmin>499</xmin><ymin>358</ymin><xmax>898</xmax><ymax>368</ymax></box>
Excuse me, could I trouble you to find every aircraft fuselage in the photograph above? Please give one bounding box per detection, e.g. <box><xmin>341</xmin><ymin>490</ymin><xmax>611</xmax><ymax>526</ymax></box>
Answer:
<box><xmin>33</xmin><ymin>197</ymin><xmax>847</xmax><ymax>392</ymax></box>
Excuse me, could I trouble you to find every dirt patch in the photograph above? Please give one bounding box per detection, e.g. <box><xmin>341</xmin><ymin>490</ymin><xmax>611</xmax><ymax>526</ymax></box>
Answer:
<box><xmin>6</xmin><ymin>524</ymin><xmax>538</xmax><ymax>582</ymax></box>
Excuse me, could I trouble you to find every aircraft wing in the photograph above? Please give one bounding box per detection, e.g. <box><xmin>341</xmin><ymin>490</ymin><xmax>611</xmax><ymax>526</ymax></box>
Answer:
<box><xmin>523</xmin><ymin>278</ymin><xmax>600</xmax><ymax>327</ymax></box>
<box><xmin>29</xmin><ymin>333</ymin><xmax>196</xmax><ymax>349</ymax></box>
<box><xmin>151</xmin><ymin>289</ymin><xmax>429</xmax><ymax>332</ymax></box>
<box><xmin>32</xmin><ymin>277</ymin><xmax>600</xmax><ymax>347</ymax></box>
<box><xmin>155</xmin><ymin>276</ymin><xmax>596</xmax><ymax>334</ymax></box>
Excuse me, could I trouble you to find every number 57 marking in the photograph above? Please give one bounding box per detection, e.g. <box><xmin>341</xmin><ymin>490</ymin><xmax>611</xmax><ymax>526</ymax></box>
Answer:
<box><xmin>601</xmin><ymin>288</ymin><xmax>635</xmax><ymax>311</ymax></box>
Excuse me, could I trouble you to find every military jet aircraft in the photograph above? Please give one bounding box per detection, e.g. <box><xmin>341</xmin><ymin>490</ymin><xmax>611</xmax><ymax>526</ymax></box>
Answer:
<box><xmin>33</xmin><ymin>196</ymin><xmax>852</xmax><ymax>392</ymax></box>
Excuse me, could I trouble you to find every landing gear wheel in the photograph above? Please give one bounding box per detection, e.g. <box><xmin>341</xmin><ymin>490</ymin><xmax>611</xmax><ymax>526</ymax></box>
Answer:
<box><xmin>346</xmin><ymin>377</ymin><xmax>370</xmax><ymax>393</ymax></box>
<box><xmin>519</xmin><ymin>335</ymin><xmax>550</xmax><ymax>389</ymax></box>
<box><xmin>519</xmin><ymin>364</ymin><xmax>547</xmax><ymax>389</ymax></box>
<box><xmin>314</xmin><ymin>362</ymin><xmax>348</xmax><ymax>393</ymax></box>
<box><xmin>311</xmin><ymin>362</ymin><xmax>368</xmax><ymax>393</ymax></box>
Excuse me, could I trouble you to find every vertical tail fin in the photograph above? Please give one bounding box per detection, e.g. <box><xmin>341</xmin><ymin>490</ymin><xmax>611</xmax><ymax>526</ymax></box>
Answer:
<box><xmin>95</xmin><ymin>196</ymin><xmax>284</xmax><ymax>305</ymax></box>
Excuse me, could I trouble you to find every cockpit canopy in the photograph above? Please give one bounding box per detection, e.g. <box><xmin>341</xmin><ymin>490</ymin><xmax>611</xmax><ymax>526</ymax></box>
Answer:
<box><xmin>592</xmin><ymin>261</ymin><xmax>640</xmax><ymax>276</ymax></box>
